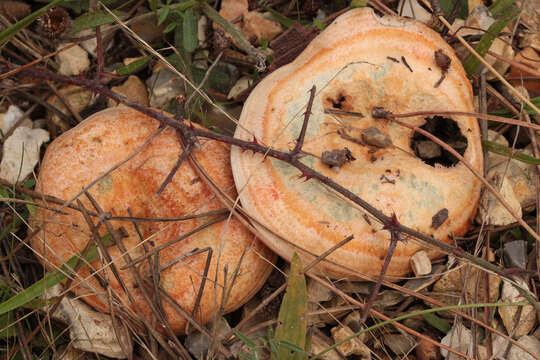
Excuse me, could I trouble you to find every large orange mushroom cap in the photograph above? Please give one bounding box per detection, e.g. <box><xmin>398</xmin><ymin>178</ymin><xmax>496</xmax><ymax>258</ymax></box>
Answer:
<box><xmin>231</xmin><ymin>8</ymin><xmax>483</xmax><ymax>280</ymax></box>
<box><xmin>32</xmin><ymin>106</ymin><xmax>274</xmax><ymax>334</ymax></box>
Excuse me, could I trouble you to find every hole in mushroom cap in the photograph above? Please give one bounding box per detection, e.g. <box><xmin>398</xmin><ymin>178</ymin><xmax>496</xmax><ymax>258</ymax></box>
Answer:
<box><xmin>411</xmin><ymin>116</ymin><xmax>468</xmax><ymax>167</ymax></box>
<box><xmin>326</xmin><ymin>93</ymin><xmax>351</xmax><ymax>111</ymax></box>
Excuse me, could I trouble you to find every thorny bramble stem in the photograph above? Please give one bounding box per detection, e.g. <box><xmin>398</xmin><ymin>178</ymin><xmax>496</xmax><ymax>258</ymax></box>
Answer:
<box><xmin>291</xmin><ymin>86</ymin><xmax>316</xmax><ymax>157</ymax></box>
<box><xmin>2</xmin><ymin>62</ymin><xmax>538</xmax><ymax>312</ymax></box>
<box><xmin>361</xmin><ymin>213</ymin><xmax>403</xmax><ymax>322</ymax></box>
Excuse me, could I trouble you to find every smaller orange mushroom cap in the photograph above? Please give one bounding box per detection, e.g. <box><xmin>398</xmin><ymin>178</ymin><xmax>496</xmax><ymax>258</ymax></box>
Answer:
<box><xmin>32</xmin><ymin>107</ymin><xmax>275</xmax><ymax>334</ymax></box>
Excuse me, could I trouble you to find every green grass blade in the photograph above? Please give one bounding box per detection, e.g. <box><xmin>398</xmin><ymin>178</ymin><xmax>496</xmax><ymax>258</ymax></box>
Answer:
<box><xmin>464</xmin><ymin>4</ymin><xmax>518</xmax><ymax>75</ymax></box>
<box><xmin>272</xmin><ymin>252</ymin><xmax>308</xmax><ymax>360</ymax></box>
<box><xmin>490</xmin><ymin>96</ymin><xmax>540</xmax><ymax>116</ymax></box>
<box><xmin>0</xmin><ymin>0</ymin><xmax>65</xmax><ymax>46</ymax></box>
<box><xmin>183</xmin><ymin>7</ymin><xmax>198</xmax><ymax>53</ymax></box>
<box><xmin>489</xmin><ymin>0</ymin><xmax>514</xmax><ymax>16</ymax></box>
<box><xmin>0</xmin><ymin>233</ymin><xmax>113</xmax><ymax>316</ymax></box>
<box><xmin>482</xmin><ymin>139</ymin><xmax>540</xmax><ymax>165</ymax></box>
<box><xmin>72</xmin><ymin>10</ymin><xmax>126</xmax><ymax>33</ymax></box>
<box><xmin>422</xmin><ymin>312</ymin><xmax>452</xmax><ymax>333</ymax></box>
<box><xmin>438</xmin><ymin>0</ymin><xmax>469</xmax><ymax>20</ymax></box>
<box><xmin>233</xmin><ymin>328</ymin><xmax>256</xmax><ymax>348</ymax></box>
<box><xmin>115</xmin><ymin>55</ymin><xmax>151</xmax><ymax>75</ymax></box>
<box><xmin>261</xmin><ymin>5</ymin><xmax>295</xmax><ymax>28</ymax></box>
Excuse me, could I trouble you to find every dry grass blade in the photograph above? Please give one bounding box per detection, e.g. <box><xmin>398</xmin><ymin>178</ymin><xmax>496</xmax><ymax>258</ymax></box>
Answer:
<box><xmin>308</xmin><ymin>274</ymin><xmax>475</xmax><ymax>360</ymax></box>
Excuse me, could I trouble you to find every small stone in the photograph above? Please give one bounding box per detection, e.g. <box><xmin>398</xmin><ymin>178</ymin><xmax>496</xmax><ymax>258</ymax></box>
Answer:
<box><xmin>321</xmin><ymin>148</ymin><xmax>356</xmax><ymax>167</ymax></box>
<box><xmin>519</xmin><ymin>31</ymin><xmax>540</xmax><ymax>53</ymax></box>
<box><xmin>486</xmin><ymin>129</ymin><xmax>510</xmax><ymax>169</ymax></box>
<box><xmin>361</xmin><ymin>126</ymin><xmax>392</xmax><ymax>148</ymax></box>
<box><xmin>306</xmin><ymin>277</ymin><xmax>334</xmax><ymax>327</ymax></box>
<box><xmin>146</xmin><ymin>67</ymin><xmax>185</xmax><ymax>109</ymax></box>
<box><xmin>411</xmin><ymin>250</ymin><xmax>432</xmax><ymax>276</ymax></box>
<box><xmin>331</xmin><ymin>325</ymin><xmax>371</xmax><ymax>358</ymax></box>
<box><xmin>108</xmin><ymin>75</ymin><xmax>149</xmax><ymax>107</ymax></box>
<box><xmin>534</xmin><ymin>327</ymin><xmax>540</xmax><ymax>340</ymax></box>
<box><xmin>374</xmin><ymin>290</ymin><xmax>405</xmax><ymax>310</ymax></box>
<box><xmin>32</xmin><ymin>118</ymin><xmax>47</xmax><ymax>129</ymax></box>
<box><xmin>47</xmin><ymin>85</ymin><xmax>93</xmax><ymax>131</ymax></box>
<box><xmin>514</xmin><ymin>0</ymin><xmax>539</xmax><ymax>32</ymax></box>
<box><xmin>499</xmin><ymin>279</ymin><xmax>537</xmax><ymax>338</ymax></box>
<box><xmin>477</xmin><ymin>170</ymin><xmax>522</xmax><ymax>226</ymax></box>
<box><xmin>508</xmin><ymin>335</ymin><xmax>540</xmax><ymax>360</ymax></box>
<box><xmin>186</xmin><ymin>318</ymin><xmax>230</xmax><ymax>359</ymax></box>
<box><xmin>397</xmin><ymin>0</ymin><xmax>432</xmax><ymax>24</ymax></box>
<box><xmin>431</xmin><ymin>263</ymin><xmax>501</xmax><ymax>317</ymax></box>
<box><xmin>0</xmin><ymin>127</ymin><xmax>49</xmax><ymax>184</ymax></box>
<box><xmin>227</xmin><ymin>76</ymin><xmax>253</xmax><ymax>100</ymax></box>
<box><xmin>382</xmin><ymin>333</ymin><xmax>415</xmax><ymax>356</ymax></box>
<box><xmin>440</xmin><ymin>323</ymin><xmax>471</xmax><ymax>360</ymax></box>
<box><xmin>242</xmin><ymin>12</ymin><xmax>283</xmax><ymax>44</ymax></box>
<box><xmin>415</xmin><ymin>140</ymin><xmax>442</xmax><ymax>159</ymax></box>
<box><xmin>219</xmin><ymin>0</ymin><xmax>248</xmax><ymax>21</ymax></box>
<box><xmin>310</xmin><ymin>333</ymin><xmax>341</xmax><ymax>360</ymax></box>
<box><xmin>56</xmin><ymin>44</ymin><xmax>90</xmax><ymax>75</ymax></box>
<box><xmin>44</xmin><ymin>285</ymin><xmax>130</xmax><ymax>359</ymax></box>
<box><xmin>198</xmin><ymin>16</ymin><xmax>209</xmax><ymax>48</ymax></box>
<box><xmin>416</xmin><ymin>337</ymin><xmax>441</xmax><ymax>360</ymax></box>
<box><xmin>404</xmin><ymin>264</ymin><xmax>444</xmax><ymax>292</ymax></box>
<box><xmin>486</xmin><ymin>145</ymin><xmax>536</xmax><ymax>210</ymax></box>
<box><xmin>504</xmin><ymin>240</ymin><xmax>528</xmax><ymax>270</ymax></box>
<box><xmin>343</xmin><ymin>311</ymin><xmax>364</xmax><ymax>333</ymax></box>
<box><xmin>76</xmin><ymin>28</ymin><xmax>114</xmax><ymax>57</ymax></box>
<box><xmin>318</xmin><ymin>295</ymin><xmax>349</xmax><ymax>325</ymax></box>
<box><xmin>0</xmin><ymin>105</ymin><xmax>32</xmax><ymax>134</ymax></box>
<box><xmin>307</xmin><ymin>278</ymin><xmax>334</xmax><ymax>303</ymax></box>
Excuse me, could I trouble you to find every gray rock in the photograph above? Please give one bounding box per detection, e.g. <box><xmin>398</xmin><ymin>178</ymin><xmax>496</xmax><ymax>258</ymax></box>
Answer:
<box><xmin>508</xmin><ymin>335</ymin><xmax>540</xmax><ymax>360</ymax></box>
<box><xmin>415</xmin><ymin>140</ymin><xmax>442</xmax><ymax>159</ymax></box>
<box><xmin>504</xmin><ymin>240</ymin><xmax>528</xmax><ymax>270</ymax></box>
<box><xmin>499</xmin><ymin>279</ymin><xmax>537</xmax><ymax>337</ymax></box>
<box><xmin>382</xmin><ymin>333</ymin><xmax>415</xmax><ymax>356</ymax></box>
<box><xmin>441</xmin><ymin>323</ymin><xmax>471</xmax><ymax>360</ymax></box>
<box><xmin>361</xmin><ymin>126</ymin><xmax>392</xmax><ymax>148</ymax></box>
<box><xmin>146</xmin><ymin>67</ymin><xmax>185</xmax><ymax>109</ymax></box>
<box><xmin>186</xmin><ymin>318</ymin><xmax>231</xmax><ymax>359</ymax></box>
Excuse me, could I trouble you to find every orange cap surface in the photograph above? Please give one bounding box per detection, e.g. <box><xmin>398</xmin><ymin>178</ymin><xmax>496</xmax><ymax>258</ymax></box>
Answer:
<box><xmin>33</xmin><ymin>107</ymin><xmax>274</xmax><ymax>334</ymax></box>
<box><xmin>231</xmin><ymin>8</ymin><xmax>482</xmax><ymax>280</ymax></box>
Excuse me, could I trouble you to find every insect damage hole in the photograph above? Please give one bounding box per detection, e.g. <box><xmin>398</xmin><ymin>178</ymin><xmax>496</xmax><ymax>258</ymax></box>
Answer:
<box><xmin>326</xmin><ymin>92</ymin><xmax>349</xmax><ymax>110</ymax></box>
<box><xmin>411</xmin><ymin>116</ymin><xmax>468</xmax><ymax>167</ymax></box>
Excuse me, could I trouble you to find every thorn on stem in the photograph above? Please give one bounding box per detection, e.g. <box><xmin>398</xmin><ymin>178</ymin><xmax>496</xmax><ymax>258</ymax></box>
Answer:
<box><xmin>383</xmin><ymin>212</ymin><xmax>400</xmax><ymax>231</ymax></box>
<box><xmin>298</xmin><ymin>169</ymin><xmax>313</xmax><ymax>182</ymax></box>
<box><xmin>291</xmin><ymin>85</ymin><xmax>317</xmax><ymax>156</ymax></box>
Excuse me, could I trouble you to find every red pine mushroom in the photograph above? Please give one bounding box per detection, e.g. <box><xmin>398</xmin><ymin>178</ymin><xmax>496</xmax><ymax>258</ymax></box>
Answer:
<box><xmin>33</xmin><ymin>107</ymin><xmax>274</xmax><ymax>334</ymax></box>
<box><xmin>231</xmin><ymin>8</ymin><xmax>483</xmax><ymax>280</ymax></box>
